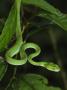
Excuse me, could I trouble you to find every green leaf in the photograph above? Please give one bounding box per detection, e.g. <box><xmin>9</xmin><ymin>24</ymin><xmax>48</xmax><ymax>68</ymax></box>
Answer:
<box><xmin>38</xmin><ymin>11</ymin><xmax>67</xmax><ymax>31</ymax></box>
<box><xmin>10</xmin><ymin>74</ymin><xmax>61</xmax><ymax>90</ymax></box>
<box><xmin>0</xmin><ymin>3</ymin><xmax>17</xmax><ymax>52</ymax></box>
<box><xmin>22</xmin><ymin>0</ymin><xmax>67</xmax><ymax>31</ymax></box>
<box><xmin>0</xmin><ymin>59</ymin><xmax>7</xmax><ymax>81</ymax></box>
<box><xmin>22</xmin><ymin>0</ymin><xmax>61</xmax><ymax>15</ymax></box>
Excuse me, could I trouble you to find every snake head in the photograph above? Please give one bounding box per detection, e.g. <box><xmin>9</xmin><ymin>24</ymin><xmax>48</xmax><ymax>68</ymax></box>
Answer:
<box><xmin>41</xmin><ymin>62</ymin><xmax>60</xmax><ymax>72</ymax></box>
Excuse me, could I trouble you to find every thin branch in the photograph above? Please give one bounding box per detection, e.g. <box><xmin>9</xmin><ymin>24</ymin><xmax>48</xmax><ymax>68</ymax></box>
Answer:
<box><xmin>5</xmin><ymin>66</ymin><xmax>17</xmax><ymax>90</ymax></box>
<box><xmin>48</xmin><ymin>28</ymin><xmax>67</xmax><ymax>90</ymax></box>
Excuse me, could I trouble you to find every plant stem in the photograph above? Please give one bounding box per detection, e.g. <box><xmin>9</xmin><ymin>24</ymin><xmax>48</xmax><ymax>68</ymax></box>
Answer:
<box><xmin>48</xmin><ymin>28</ymin><xmax>67</xmax><ymax>90</ymax></box>
<box><xmin>5</xmin><ymin>66</ymin><xmax>17</xmax><ymax>90</ymax></box>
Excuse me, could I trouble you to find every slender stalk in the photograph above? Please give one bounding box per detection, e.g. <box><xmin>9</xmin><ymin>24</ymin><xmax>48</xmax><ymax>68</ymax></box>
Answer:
<box><xmin>48</xmin><ymin>28</ymin><xmax>67</xmax><ymax>90</ymax></box>
<box><xmin>5</xmin><ymin>66</ymin><xmax>17</xmax><ymax>90</ymax></box>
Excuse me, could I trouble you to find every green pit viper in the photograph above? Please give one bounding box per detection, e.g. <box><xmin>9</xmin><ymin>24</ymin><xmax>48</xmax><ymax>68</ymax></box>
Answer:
<box><xmin>5</xmin><ymin>0</ymin><xmax>60</xmax><ymax>72</ymax></box>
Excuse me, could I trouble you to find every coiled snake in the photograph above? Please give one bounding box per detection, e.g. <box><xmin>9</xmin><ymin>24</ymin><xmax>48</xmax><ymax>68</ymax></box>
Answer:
<box><xmin>5</xmin><ymin>0</ymin><xmax>60</xmax><ymax>72</ymax></box>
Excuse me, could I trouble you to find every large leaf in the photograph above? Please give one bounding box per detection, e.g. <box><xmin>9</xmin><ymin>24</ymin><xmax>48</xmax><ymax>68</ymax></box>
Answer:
<box><xmin>38</xmin><ymin>12</ymin><xmax>67</xmax><ymax>31</ymax></box>
<box><xmin>0</xmin><ymin>3</ymin><xmax>16</xmax><ymax>52</ymax></box>
<box><xmin>22</xmin><ymin>0</ymin><xmax>67</xmax><ymax>31</ymax></box>
<box><xmin>22</xmin><ymin>0</ymin><xmax>61</xmax><ymax>15</ymax></box>
<box><xmin>9</xmin><ymin>74</ymin><xmax>61</xmax><ymax>90</ymax></box>
<box><xmin>0</xmin><ymin>59</ymin><xmax>7</xmax><ymax>81</ymax></box>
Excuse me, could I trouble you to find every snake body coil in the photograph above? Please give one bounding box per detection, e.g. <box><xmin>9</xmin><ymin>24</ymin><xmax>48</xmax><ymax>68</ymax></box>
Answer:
<box><xmin>5</xmin><ymin>42</ymin><xmax>60</xmax><ymax>72</ymax></box>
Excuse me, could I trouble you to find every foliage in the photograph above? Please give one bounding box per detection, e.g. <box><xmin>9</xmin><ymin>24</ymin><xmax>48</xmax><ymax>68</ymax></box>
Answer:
<box><xmin>0</xmin><ymin>58</ymin><xmax>7</xmax><ymax>81</ymax></box>
<box><xmin>8</xmin><ymin>74</ymin><xmax>61</xmax><ymax>90</ymax></box>
<box><xmin>0</xmin><ymin>0</ymin><xmax>67</xmax><ymax>90</ymax></box>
